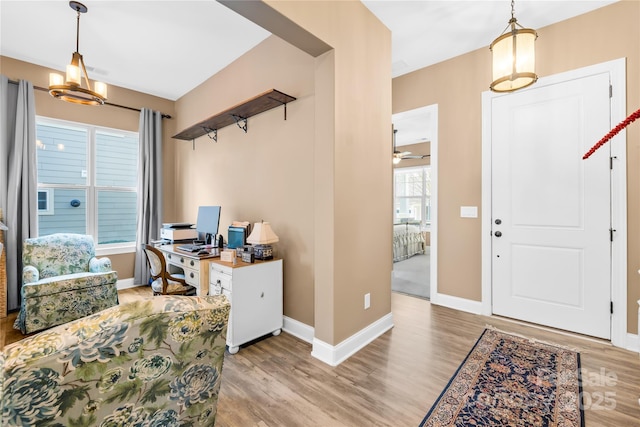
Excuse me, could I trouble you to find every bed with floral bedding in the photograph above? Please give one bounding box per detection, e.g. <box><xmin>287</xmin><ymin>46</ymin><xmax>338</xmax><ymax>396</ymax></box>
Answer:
<box><xmin>1</xmin><ymin>294</ymin><xmax>230</xmax><ymax>427</ymax></box>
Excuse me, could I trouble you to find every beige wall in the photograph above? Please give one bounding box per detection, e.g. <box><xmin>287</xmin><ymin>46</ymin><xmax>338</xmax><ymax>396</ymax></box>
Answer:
<box><xmin>0</xmin><ymin>56</ymin><xmax>176</xmax><ymax>279</ymax></box>
<box><xmin>393</xmin><ymin>1</ymin><xmax>640</xmax><ymax>334</ymax></box>
<box><xmin>173</xmin><ymin>35</ymin><xmax>317</xmax><ymax>326</ymax></box>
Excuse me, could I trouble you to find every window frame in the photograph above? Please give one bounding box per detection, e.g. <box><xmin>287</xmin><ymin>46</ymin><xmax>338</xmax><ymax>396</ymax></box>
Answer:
<box><xmin>36</xmin><ymin>116</ymin><xmax>138</xmax><ymax>255</ymax></box>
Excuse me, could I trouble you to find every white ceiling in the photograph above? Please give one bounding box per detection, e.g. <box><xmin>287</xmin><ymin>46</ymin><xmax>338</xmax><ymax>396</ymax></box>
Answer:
<box><xmin>0</xmin><ymin>0</ymin><xmax>617</xmax><ymax>102</ymax></box>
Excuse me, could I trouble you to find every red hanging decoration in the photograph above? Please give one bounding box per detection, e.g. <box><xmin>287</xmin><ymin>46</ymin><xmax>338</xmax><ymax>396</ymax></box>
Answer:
<box><xmin>583</xmin><ymin>108</ymin><xmax>640</xmax><ymax>159</ymax></box>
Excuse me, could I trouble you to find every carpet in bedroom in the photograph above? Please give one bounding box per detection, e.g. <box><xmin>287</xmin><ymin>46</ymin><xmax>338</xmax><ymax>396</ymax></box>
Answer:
<box><xmin>392</xmin><ymin>248</ymin><xmax>430</xmax><ymax>299</ymax></box>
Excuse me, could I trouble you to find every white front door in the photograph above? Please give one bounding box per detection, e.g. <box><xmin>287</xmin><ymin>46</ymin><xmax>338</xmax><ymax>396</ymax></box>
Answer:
<box><xmin>491</xmin><ymin>72</ymin><xmax>612</xmax><ymax>339</ymax></box>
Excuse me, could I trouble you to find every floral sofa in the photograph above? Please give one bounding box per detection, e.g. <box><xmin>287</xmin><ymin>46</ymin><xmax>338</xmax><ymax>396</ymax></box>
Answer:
<box><xmin>1</xmin><ymin>294</ymin><xmax>231</xmax><ymax>427</ymax></box>
<box><xmin>14</xmin><ymin>233</ymin><xmax>119</xmax><ymax>334</ymax></box>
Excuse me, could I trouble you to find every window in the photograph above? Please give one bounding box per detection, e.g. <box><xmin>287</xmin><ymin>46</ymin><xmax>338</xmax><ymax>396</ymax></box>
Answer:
<box><xmin>36</xmin><ymin>118</ymin><xmax>138</xmax><ymax>249</ymax></box>
<box><xmin>37</xmin><ymin>189</ymin><xmax>54</xmax><ymax>215</ymax></box>
<box><xmin>394</xmin><ymin>166</ymin><xmax>431</xmax><ymax>229</ymax></box>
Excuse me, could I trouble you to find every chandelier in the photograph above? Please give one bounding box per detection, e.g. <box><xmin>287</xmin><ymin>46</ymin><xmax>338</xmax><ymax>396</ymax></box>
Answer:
<box><xmin>489</xmin><ymin>0</ymin><xmax>538</xmax><ymax>92</ymax></box>
<box><xmin>49</xmin><ymin>1</ymin><xmax>107</xmax><ymax>105</ymax></box>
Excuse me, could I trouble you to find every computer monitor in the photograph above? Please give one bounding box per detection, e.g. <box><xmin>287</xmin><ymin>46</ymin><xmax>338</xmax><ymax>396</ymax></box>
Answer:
<box><xmin>196</xmin><ymin>206</ymin><xmax>221</xmax><ymax>245</ymax></box>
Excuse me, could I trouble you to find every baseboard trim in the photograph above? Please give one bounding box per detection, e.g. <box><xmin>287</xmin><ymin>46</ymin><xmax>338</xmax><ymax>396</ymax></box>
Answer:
<box><xmin>283</xmin><ymin>315</ymin><xmax>314</xmax><ymax>344</ymax></box>
<box><xmin>116</xmin><ymin>278</ymin><xmax>138</xmax><ymax>290</ymax></box>
<box><xmin>430</xmin><ymin>292</ymin><xmax>483</xmax><ymax>314</ymax></box>
<box><xmin>311</xmin><ymin>313</ymin><xmax>394</xmax><ymax>366</ymax></box>
<box><xmin>625</xmin><ymin>333</ymin><xmax>639</xmax><ymax>353</ymax></box>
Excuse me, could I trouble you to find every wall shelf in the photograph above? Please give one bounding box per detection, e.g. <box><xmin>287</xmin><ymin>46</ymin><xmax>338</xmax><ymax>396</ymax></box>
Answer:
<box><xmin>172</xmin><ymin>89</ymin><xmax>296</xmax><ymax>141</ymax></box>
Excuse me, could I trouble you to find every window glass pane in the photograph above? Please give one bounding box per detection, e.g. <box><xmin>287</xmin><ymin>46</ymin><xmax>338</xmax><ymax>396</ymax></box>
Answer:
<box><xmin>394</xmin><ymin>166</ymin><xmax>431</xmax><ymax>227</ymax></box>
<box><xmin>425</xmin><ymin>197</ymin><xmax>431</xmax><ymax>222</ymax></box>
<box><xmin>36</xmin><ymin>118</ymin><xmax>138</xmax><ymax>247</ymax></box>
<box><xmin>38</xmin><ymin>191</ymin><xmax>47</xmax><ymax>210</ymax></box>
<box><xmin>36</xmin><ymin>124</ymin><xmax>87</xmax><ymax>185</ymax></box>
<box><xmin>395</xmin><ymin>197</ymin><xmax>422</xmax><ymax>223</ymax></box>
<box><xmin>38</xmin><ymin>188</ymin><xmax>86</xmax><ymax>236</ymax></box>
<box><xmin>97</xmin><ymin>190</ymin><xmax>137</xmax><ymax>244</ymax></box>
<box><xmin>96</xmin><ymin>131</ymin><xmax>138</xmax><ymax>187</ymax></box>
<box><xmin>394</xmin><ymin>170</ymin><xmax>423</xmax><ymax>197</ymax></box>
<box><xmin>424</xmin><ymin>168</ymin><xmax>431</xmax><ymax>197</ymax></box>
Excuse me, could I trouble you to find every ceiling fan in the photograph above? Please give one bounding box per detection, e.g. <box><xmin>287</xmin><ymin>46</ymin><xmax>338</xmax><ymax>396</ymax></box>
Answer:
<box><xmin>393</xmin><ymin>128</ymin><xmax>430</xmax><ymax>164</ymax></box>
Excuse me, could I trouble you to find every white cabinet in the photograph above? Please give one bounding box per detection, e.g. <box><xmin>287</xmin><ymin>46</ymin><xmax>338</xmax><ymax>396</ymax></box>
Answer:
<box><xmin>209</xmin><ymin>258</ymin><xmax>283</xmax><ymax>354</ymax></box>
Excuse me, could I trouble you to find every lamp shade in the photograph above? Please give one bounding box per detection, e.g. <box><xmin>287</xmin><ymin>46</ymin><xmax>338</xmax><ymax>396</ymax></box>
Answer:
<box><xmin>490</xmin><ymin>26</ymin><xmax>537</xmax><ymax>92</ymax></box>
<box><xmin>246</xmin><ymin>222</ymin><xmax>279</xmax><ymax>245</ymax></box>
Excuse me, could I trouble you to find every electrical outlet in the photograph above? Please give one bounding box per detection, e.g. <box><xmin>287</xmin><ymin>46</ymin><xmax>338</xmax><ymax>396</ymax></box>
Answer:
<box><xmin>364</xmin><ymin>293</ymin><xmax>371</xmax><ymax>309</ymax></box>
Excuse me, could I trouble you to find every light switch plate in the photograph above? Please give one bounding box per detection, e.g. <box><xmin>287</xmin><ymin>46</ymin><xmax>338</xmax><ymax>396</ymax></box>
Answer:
<box><xmin>460</xmin><ymin>206</ymin><xmax>478</xmax><ymax>218</ymax></box>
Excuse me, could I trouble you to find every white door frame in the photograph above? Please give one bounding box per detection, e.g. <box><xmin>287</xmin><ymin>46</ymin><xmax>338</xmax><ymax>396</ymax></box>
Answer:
<box><xmin>481</xmin><ymin>58</ymin><xmax>627</xmax><ymax>348</ymax></box>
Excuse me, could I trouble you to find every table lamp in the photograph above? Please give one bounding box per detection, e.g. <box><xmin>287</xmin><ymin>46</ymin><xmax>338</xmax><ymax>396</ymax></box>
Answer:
<box><xmin>246</xmin><ymin>221</ymin><xmax>279</xmax><ymax>260</ymax></box>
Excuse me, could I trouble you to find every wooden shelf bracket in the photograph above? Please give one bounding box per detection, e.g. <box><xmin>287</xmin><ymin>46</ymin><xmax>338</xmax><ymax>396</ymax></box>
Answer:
<box><xmin>202</xmin><ymin>126</ymin><xmax>217</xmax><ymax>142</ymax></box>
<box><xmin>231</xmin><ymin>114</ymin><xmax>248</xmax><ymax>133</ymax></box>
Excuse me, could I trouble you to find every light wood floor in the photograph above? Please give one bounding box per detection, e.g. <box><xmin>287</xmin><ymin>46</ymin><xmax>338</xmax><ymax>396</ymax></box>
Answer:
<box><xmin>2</xmin><ymin>288</ymin><xmax>639</xmax><ymax>426</ymax></box>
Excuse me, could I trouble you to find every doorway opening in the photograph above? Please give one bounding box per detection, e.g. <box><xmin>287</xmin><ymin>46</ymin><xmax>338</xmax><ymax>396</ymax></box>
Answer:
<box><xmin>392</xmin><ymin>104</ymin><xmax>438</xmax><ymax>300</ymax></box>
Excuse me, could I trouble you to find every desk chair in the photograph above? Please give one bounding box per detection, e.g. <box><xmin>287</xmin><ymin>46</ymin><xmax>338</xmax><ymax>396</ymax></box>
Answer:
<box><xmin>142</xmin><ymin>244</ymin><xmax>197</xmax><ymax>296</ymax></box>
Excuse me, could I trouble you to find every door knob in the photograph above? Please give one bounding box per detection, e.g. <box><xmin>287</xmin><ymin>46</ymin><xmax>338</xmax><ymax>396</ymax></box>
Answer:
<box><xmin>494</xmin><ymin>231</ymin><xmax>502</xmax><ymax>237</ymax></box>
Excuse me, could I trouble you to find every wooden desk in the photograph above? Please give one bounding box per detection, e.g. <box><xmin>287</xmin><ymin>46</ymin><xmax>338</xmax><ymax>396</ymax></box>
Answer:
<box><xmin>157</xmin><ymin>244</ymin><xmax>219</xmax><ymax>296</ymax></box>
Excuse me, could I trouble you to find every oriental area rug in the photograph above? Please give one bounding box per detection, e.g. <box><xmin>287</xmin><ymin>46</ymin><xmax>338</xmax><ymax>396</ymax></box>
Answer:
<box><xmin>420</xmin><ymin>328</ymin><xmax>584</xmax><ymax>427</ymax></box>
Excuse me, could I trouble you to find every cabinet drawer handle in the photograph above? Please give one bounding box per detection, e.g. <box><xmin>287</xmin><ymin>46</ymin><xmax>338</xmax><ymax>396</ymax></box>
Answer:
<box><xmin>167</xmin><ymin>254</ymin><xmax>172</xmax><ymax>260</ymax></box>
<box><xmin>190</xmin><ymin>272</ymin><xmax>195</xmax><ymax>278</ymax></box>
<box><xmin>190</xmin><ymin>260</ymin><xmax>195</xmax><ymax>266</ymax></box>
<box><xmin>180</xmin><ymin>257</ymin><xmax>185</xmax><ymax>264</ymax></box>
<box><xmin>261</xmin><ymin>292</ymin><xmax>264</xmax><ymax>298</ymax></box>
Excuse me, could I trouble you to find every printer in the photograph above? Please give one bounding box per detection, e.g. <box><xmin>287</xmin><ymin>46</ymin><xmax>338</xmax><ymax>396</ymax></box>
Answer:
<box><xmin>160</xmin><ymin>223</ymin><xmax>198</xmax><ymax>242</ymax></box>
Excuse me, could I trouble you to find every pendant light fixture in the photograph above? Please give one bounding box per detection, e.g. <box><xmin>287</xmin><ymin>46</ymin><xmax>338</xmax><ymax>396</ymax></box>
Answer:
<box><xmin>49</xmin><ymin>1</ymin><xmax>107</xmax><ymax>105</ymax></box>
<box><xmin>489</xmin><ymin>0</ymin><xmax>538</xmax><ymax>93</ymax></box>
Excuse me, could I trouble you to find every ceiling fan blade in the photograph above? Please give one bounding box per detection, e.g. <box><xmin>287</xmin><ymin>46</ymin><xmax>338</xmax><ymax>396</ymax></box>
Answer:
<box><xmin>402</xmin><ymin>154</ymin><xmax>430</xmax><ymax>159</ymax></box>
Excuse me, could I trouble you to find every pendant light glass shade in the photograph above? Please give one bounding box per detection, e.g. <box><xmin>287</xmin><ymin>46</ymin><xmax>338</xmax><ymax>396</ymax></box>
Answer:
<box><xmin>490</xmin><ymin>1</ymin><xmax>538</xmax><ymax>93</ymax></box>
<box><xmin>48</xmin><ymin>1</ymin><xmax>107</xmax><ymax>106</ymax></box>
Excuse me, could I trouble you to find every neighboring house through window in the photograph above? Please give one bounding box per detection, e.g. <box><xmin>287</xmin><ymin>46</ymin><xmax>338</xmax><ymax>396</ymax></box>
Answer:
<box><xmin>394</xmin><ymin>166</ymin><xmax>431</xmax><ymax>229</ymax></box>
<box><xmin>36</xmin><ymin>117</ymin><xmax>138</xmax><ymax>251</ymax></box>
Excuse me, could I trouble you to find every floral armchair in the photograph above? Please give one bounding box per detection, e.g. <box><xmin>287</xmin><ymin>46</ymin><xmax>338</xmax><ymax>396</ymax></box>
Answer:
<box><xmin>14</xmin><ymin>233</ymin><xmax>119</xmax><ymax>334</ymax></box>
<box><xmin>1</xmin><ymin>294</ymin><xmax>230</xmax><ymax>427</ymax></box>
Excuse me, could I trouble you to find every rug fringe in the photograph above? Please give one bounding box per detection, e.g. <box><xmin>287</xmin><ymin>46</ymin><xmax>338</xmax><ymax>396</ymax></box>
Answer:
<box><xmin>484</xmin><ymin>324</ymin><xmax>582</xmax><ymax>353</ymax></box>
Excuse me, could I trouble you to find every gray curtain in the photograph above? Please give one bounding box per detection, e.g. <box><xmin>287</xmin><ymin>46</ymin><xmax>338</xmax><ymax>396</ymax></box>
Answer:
<box><xmin>134</xmin><ymin>108</ymin><xmax>163</xmax><ymax>286</ymax></box>
<box><xmin>0</xmin><ymin>75</ymin><xmax>37</xmax><ymax>311</ymax></box>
